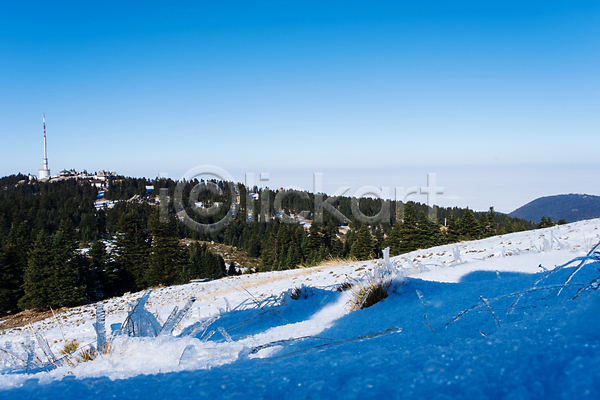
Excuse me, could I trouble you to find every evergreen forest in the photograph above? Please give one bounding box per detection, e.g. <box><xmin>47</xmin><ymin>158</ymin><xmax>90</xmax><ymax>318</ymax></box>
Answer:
<box><xmin>0</xmin><ymin>173</ymin><xmax>541</xmax><ymax>316</ymax></box>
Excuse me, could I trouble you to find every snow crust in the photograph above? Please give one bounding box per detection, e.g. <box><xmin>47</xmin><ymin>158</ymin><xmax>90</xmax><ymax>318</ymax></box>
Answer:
<box><xmin>2</xmin><ymin>219</ymin><xmax>600</xmax><ymax>399</ymax></box>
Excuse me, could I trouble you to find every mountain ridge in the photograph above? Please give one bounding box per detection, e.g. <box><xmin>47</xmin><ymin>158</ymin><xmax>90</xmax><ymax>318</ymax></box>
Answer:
<box><xmin>509</xmin><ymin>193</ymin><xmax>600</xmax><ymax>223</ymax></box>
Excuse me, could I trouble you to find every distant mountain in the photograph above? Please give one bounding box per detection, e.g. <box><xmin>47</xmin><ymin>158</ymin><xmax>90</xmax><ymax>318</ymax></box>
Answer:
<box><xmin>509</xmin><ymin>194</ymin><xmax>600</xmax><ymax>223</ymax></box>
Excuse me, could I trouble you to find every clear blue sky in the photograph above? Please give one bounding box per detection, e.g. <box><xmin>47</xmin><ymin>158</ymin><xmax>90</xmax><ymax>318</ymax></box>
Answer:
<box><xmin>1</xmin><ymin>1</ymin><xmax>598</xmax><ymax>213</ymax></box>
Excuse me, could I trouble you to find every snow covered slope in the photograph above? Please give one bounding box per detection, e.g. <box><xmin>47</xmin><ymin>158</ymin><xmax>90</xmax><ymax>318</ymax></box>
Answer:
<box><xmin>2</xmin><ymin>219</ymin><xmax>600</xmax><ymax>399</ymax></box>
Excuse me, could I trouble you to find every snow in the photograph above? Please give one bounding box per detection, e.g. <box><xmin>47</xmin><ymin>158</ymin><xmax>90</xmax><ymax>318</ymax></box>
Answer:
<box><xmin>2</xmin><ymin>219</ymin><xmax>600</xmax><ymax>399</ymax></box>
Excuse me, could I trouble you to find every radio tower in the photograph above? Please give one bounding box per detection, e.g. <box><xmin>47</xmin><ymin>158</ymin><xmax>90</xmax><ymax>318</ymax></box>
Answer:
<box><xmin>38</xmin><ymin>113</ymin><xmax>51</xmax><ymax>180</ymax></box>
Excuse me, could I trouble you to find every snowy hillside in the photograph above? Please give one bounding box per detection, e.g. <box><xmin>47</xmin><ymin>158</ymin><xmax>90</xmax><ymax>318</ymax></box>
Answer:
<box><xmin>2</xmin><ymin>219</ymin><xmax>600</xmax><ymax>399</ymax></box>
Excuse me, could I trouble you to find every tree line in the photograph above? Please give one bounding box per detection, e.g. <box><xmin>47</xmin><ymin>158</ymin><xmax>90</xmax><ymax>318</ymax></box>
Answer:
<box><xmin>0</xmin><ymin>174</ymin><xmax>538</xmax><ymax>315</ymax></box>
<box><xmin>0</xmin><ymin>175</ymin><xmax>236</xmax><ymax>315</ymax></box>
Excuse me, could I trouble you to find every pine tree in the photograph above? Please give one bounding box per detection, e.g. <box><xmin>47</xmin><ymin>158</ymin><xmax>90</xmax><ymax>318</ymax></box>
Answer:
<box><xmin>85</xmin><ymin>240</ymin><xmax>109</xmax><ymax>300</ymax></box>
<box><xmin>113</xmin><ymin>208</ymin><xmax>151</xmax><ymax>291</ymax></box>
<box><xmin>307</xmin><ymin>223</ymin><xmax>323</xmax><ymax>264</ymax></box>
<box><xmin>207</xmin><ymin>252</ymin><xmax>226</xmax><ymax>279</ymax></box>
<box><xmin>147</xmin><ymin>211</ymin><xmax>187</xmax><ymax>286</ymax></box>
<box><xmin>0</xmin><ymin>224</ymin><xmax>29</xmax><ymax>314</ymax></box>
<box><xmin>185</xmin><ymin>242</ymin><xmax>207</xmax><ymax>281</ymax></box>
<box><xmin>184</xmin><ymin>242</ymin><xmax>226</xmax><ymax>280</ymax></box>
<box><xmin>459</xmin><ymin>208</ymin><xmax>480</xmax><ymax>240</ymax></box>
<box><xmin>350</xmin><ymin>225</ymin><xmax>374</xmax><ymax>261</ymax></box>
<box><xmin>484</xmin><ymin>207</ymin><xmax>496</xmax><ymax>237</ymax></box>
<box><xmin>416</xmin><ymin>212</ymin><xmax>436</xmax><ymax>249</ymax></box>
<box><xmin>330</xmin><ymin>236</ymin><xmax>344</xmax><ymax>258</ymax></box>
<box><xmin>399</xmin><ymin>203</ymin><xmax>418</xmax><ymax>253</ymax></box>
<box><xmin>385</xmin><ymin>223</ymin><xmax>402</xmax><ymax>256</ymax></box>
<box><xmin>259</xmin><ymin>222</ymin><xmax>279</xmax><ymax>271</ymax></box>
<box><xmin>276</xmin><ymin>225</ymin><xmax>293</xmax><ymax>269</ymax></box>
<box><xmin>19</xmin><ymin>232</ymin><xmax>53</xmax><ymax>309</ymax></box>
<box><xmin>49</xmin><ymin>225</ymin><xmax>85</xmax><ymax>307</ymax></box>
<box><xmin>373</xmin><ymin>227</ymin><xmax>385</xmax><ymax>259</ymax></box>
<box><xmin>446</xmin><ymin>212</ymin><xmax>460</xmax><ymax>243</ymax></box>
<box><xmin>321</xmin><ymin>225</ymin><xmax>335</xmax><ymax>253</ymax></box>
<box><xmin>286</xmin><ymin>245</ymin><xmax>302</xmax><ymax>269</ymax></box>
<box><xmin>227</xmin><ymin>262</ymin><xmax>237</xmax><ymax>276</ymax></box>
<box><xmin>415</xmin><ymin>212</ymin><xmax>428</xmax><ymax>249</ymax></box>
<box><xmin>0</xmin><ymin>242</ymin><xmax>23</xmax><ymax>314</ymax></box>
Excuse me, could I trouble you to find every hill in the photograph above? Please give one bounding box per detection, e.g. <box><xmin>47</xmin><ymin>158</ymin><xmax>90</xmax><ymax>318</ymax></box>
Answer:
<box><xmin>1</xmin><ymin>219</ymin><xmax>600</xmax><ymax>398</ymax></box>
<box><xmin>509</xmin><ymin>193</ymin><xmax>600</xmax><ymax>223</ymax></box>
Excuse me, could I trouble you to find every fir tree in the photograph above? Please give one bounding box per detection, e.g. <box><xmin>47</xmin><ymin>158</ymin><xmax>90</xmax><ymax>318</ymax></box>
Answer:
<box><xmin>350</xmin><ymin>225</ymin><xmax>374</xmax><ymax>261</ymax></box>
<box><xmin>227</xmin><ymin>262</ymin><xmax>238</xmax><ymax>276</ymax></box>
<box><xmin>0</xmin><ymin>242</ymin><xmax>23</xmax><ymax>314</ymax></box>
<box><xmin>277</xmin><ymin>247</ymin><xmax>288</xmax><ymax>271</ymax></box>
<box><xmin>459</xmin><ymin>208</ymin><xmax>480</xmax><ymax>240</ymax></box>
<box><xmin>416</xmin><ymin>212</ymin><xmax>436</xmax><ymax>249</ymax></box>
<box><xmin>19</xmin><ymin>232</ymin><xmax>53</xmax><ymax>309</ymax></box>
<box><xmin>483</xmin><ymin>207</ymin><xmax>496</xmax><ymax>237</ymax></box>
<box><xmin>538</xmin><ymin>216</ymin><xmax>555</xmax><ymax>228</ymax></box>
<box><xmin>321</xmin><ymin>224</ymin><xmax>334</xmax><ymax>251</ymax></box>
<box><xmin>386</xmin><ymin>223</ymin><xmax>402</xmax><ymax>256</ymax></box>
<box><xmin>184</xmin><ymin>242</ymin><xmax>226</xmax><ymax>281</ymax></box>
<box><xmin>147</xmin><ymin>210</ymin><xmax>187</xmax><ymax>286</ymax></box>
<box><xmin>207</xmin><ymin>252</ymin><xmax>226</xmax><ymax>279</ymax></box>
<box><xmin>259</xmin><ymin>222</ymin><xmax>280</xmax><ymax>271</ymax></box>
<box><xmin>49</xmin><ymin>224</ymin><xmax>85</xmax><ymax>307</ymax></box>
<box><xmin>184</xmin><ymin>242</ymin><xmax>207</xmax><ymax>281</ymax></box>
<box><xmin>446</xmin><ymin>212</ymin><xmax>460</xmax><ymax>243</ymax></box>
<box><xmin>330</xmin><ymin>235</ymin><xmax>344</xmax><ymax>258</ymax></box>
<box><xmin>373</xmin><ymin>227</ymin><xmax>385</xmax><ymax>259</ymax></box>
<box><xmin>307</xmin><ymin>223</ymin><xmax>323</xmax><ymax>264</ymax></box>
<box><xmin>85</xmin><ymin>240</ymin><xmax>109</xmax><ymax>300</ymax></box>
<box><xmin>399</xmin><ymin>203</ymin><xmax>419</xmax><ymax>253</ymax></box>
<box><xmin>286</xmin><ymin>245</ymin><xmax>302</xmax><ymax>269</ymax></box>
<box><xmin>113</xmin><ymin>207</ymin><xmax>151</xmax><ymax>291</ymax></box>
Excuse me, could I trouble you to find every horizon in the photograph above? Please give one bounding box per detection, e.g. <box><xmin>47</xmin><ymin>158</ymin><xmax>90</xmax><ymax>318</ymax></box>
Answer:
<box><xmin>1</xmin><ymin>1</ymin><xmax>599</xmax><ymax>213</ymax></box>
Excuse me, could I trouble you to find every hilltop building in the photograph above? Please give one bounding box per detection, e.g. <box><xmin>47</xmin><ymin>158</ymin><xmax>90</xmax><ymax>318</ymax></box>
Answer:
<box><xmin>35</xmin><ymin>114</ymin><xmax>117</xmax><ymax>189</ymax></box>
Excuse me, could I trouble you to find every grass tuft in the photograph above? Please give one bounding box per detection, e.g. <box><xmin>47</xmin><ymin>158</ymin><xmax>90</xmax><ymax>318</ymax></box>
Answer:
<box><xmin>99</xmin><ymin>339</ymin><xmax>112</xmax><ymax>356</ymax></box>
<box><xmin>348</xmin><ymin>276</ymin><xmax>392</xmax><ymax>310</ymax></box>
<box><xmin>347</xmin><ymin>253</ymin><xmax>404</xmax><ymax>311</ymax></box>
<box><xmin>60</xmin><ymin>339</ymin><xmax>79</xmax><ymax>356</ymax></box>
<box><xmin>76</xmin><ymin>339</ymin><xmax>111</xmax><ymax>363</ymax></box>
<box><xmin>289</xmin><ymin>284</ymin><xmax>312</xmax><ymax>300</ymax></box>
<box><xmin>336</xmin><ymin>281</ymin><xmax>353</xmax><ymax>292</ymax></box>
<box><xmin>78</xmin><ymin>346</ymin><xmax>97</xmax><ymax>363</ymax></box>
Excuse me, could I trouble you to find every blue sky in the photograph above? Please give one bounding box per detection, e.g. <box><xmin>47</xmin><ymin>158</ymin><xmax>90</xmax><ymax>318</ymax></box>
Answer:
<box><xmin>1</xmin><ymin>1</ymin><xmax>598</xmax><ymax>213</ymax></box>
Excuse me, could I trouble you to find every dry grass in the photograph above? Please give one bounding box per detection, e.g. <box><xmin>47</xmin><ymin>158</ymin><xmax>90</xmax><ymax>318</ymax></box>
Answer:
<box><xmin>300</xmin><ymin>256</ymin><xmax>358</xmax><ymax>269</ymax></box>
<box><xmin>289</xmin><ymin>285</ymin><xmax>313</xmax><ymax>300</ymax></box>
<box><xmin>60</xmin><ymin>339</ymin><xmax>79</xmax><ymax>356</ymax></box>
<box><xmin>347</xmin><ymin>255</ymin><xmax>402</xmax><ymax>311</ymax></box>
<box><xmin>78</xmin><ymin>346</ymin><xmax>97</xmax><ymax>363</ymax></box>
<box><xmin>0</xmin><ymin>308</ymin><xmax>68</xmax><ymax>331</ymax></box>
<box><xmin>347</xmin><ymin>276</ymin><xmax>391</xmax><ymax>311</ymax></box>
<box><xmin>74</xmin><ymin>339</ymin><xmax>111</xmax><ymax>364</ymax></box>
<box><xmin>336</xmin><ymin>281</ymin><xmax>353</xmax><ymax>292</ymax></box>
<box><xmin>98</xmin><ymin>339</ymin><xmax>112</xmax><ymax>357</ymax></box>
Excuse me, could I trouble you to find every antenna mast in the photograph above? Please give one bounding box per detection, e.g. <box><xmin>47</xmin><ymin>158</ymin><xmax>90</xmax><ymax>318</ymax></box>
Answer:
<box><xmin>39</xmin><ymin>113</ymin><xmax>51</xmax><ymax>180</ymax></box>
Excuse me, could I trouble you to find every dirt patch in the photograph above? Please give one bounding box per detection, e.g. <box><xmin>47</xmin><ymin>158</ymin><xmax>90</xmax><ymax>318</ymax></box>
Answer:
<box><xmin>0</xmin><ymin>308</ymin><xmax>67</xmax><ymax>331</ymax></box>
<box><xmin>190</xmin><ymin>262</ymin><xmax>352</xmax><ymax>302</ymax></box>
<box><xmin>180</xmin><ymin>239</ymin><xmax>261</xmax><ymax>272</ymax></box>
